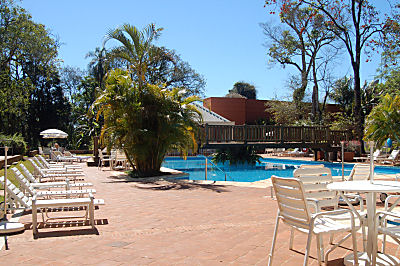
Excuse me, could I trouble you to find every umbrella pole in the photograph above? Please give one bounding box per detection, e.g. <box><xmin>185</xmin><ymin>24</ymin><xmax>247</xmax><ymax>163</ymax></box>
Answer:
<box><xmin>370</xmin><ymin>141</ymin><xmax>374</xmax><ymax>183</ymax></box>
<box><xmin>3</xmin><ymin>146</ymin><xmax>7</xmax><ymax>221</ymax></box>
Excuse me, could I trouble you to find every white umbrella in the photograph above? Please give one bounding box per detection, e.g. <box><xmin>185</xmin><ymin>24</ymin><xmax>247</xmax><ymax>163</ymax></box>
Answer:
<box><xmin>40</xmin><ymin>129</ymin><xmax>68</xmax><ymax>139</ymax></box>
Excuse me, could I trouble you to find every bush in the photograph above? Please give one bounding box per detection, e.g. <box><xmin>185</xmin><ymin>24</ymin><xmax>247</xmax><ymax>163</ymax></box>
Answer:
<box><xmin>0</xmin><ymin>133</ymin><xmax>27</xmax><ymax>155</ymax></box>
<box><xmin>212</xmin><ymin>146</ymin><xmax>261</xmax><ymax>166</ymax></box>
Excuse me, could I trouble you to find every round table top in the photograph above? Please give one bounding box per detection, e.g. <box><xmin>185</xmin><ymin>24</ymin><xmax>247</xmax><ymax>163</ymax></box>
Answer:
<box><xmin>0</xmin><ymin>221</ymin><xmax>25</xmax><ymax>234</ymax></box>
<box><xmin>327</xmin><ymin>180</ymin><xmax>400</xmax><ymax>193</ymax></box>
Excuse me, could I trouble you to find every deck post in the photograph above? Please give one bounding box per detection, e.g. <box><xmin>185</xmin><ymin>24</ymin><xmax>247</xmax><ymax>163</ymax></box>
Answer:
<box><xmin>244</xmin><ymin>124</ymin><xmax>247</xmax><ymax>144</ymax></box>
<box><xmin>205</xmin><ymin>124</ymin><xmax>209</xmax><ymax>145</ymax></box>
<box><xmin>279</xmin><ymin>125</ymin><xmax>284</xmax><ymax>144</ymax></box>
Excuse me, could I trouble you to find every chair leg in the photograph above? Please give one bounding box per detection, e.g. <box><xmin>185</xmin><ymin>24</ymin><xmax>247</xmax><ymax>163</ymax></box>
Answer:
<box><xmin>318</xmin><ymin>235</ymin><xmax>324</xmax><ymax>263</ymax></box>
<box><xmin>361</xmin><ymin>221</ymin><xmax>367</xmax><ymax>251</ymax></box>
<box><xmin>351</xmin><ymin>226</ymin><xmax>359</xmax><ymax>266</ymax></box>
<box><xmin>268</xmin><ymin>214</ymin><xmax>280</xmax><ymax>266</ymax></box>
<box><xmin>316</xmin><ymin>235</ymin><xmax>323</xmax><ymax>265</ymax></box>
<box><xmin>303</xmin><ymin>231</ymin><xmax>313</xmax><ymax>266</ymax></box>
<box><xmin>289</xmin><ymin>227</ymin><xmax>295</xmax><ymax>249</ymax></box>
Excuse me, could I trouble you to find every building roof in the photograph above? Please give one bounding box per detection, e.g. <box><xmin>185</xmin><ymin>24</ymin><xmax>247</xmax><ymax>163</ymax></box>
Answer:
<box><xmin>192</xmin><ymin>103</ymin><xmax>234</xmax><ymax>125</ymax></box>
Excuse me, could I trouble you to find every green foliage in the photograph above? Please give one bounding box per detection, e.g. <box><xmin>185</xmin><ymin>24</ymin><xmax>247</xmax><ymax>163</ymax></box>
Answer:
<box><xmin>0</xmin><ymin>0</ymin><xmax>71</xmax><ymax>148</ymax></box>
<box><xmin>266</xmin><ymin>100</ymin><xmax>309</xmax><ymax>124</ymax></box>
<box><xmin>94</xmin><ymin>69</ymin><xmax>201</xmax><ymax>177</ymax></box>
<box><xmin>228</xmin><ymin>81</ymin><xmax>257</xmax><ymax>99</ymax></box>
<box><xmin>212</xmin><ymin>146</ymin><xmax>261</xmax><ymax>166</ymax></box>
<box><xmin>0</xmin><ymin>133</ymin><xmax>27</xmax><ymax>155</ymax></box>
<box><xmin>262</xmin><ymin>1</ymin><xmax>337</xmax><ymax>113</ymax></box>
<box><xmin>364</xmin><ymin>94</ymin><xmax>400</xmax><ymax>148</ymax></box>
<box><xmin>330</xmin><ymin>76</ymin><xmax>381</xmax><ymax>132</ymax></box>
<box><xmin>105</xmin><ymin>23</ymin><xmax>205</xmax><ymax>96</ymax></box>
<box><xmin>330</xmin><ymin>76</ymin><xmax>354</xmax><ymax>117</ymax></box>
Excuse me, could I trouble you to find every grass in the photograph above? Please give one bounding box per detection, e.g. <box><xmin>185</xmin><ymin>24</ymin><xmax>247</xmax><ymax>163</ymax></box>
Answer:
<box><xmin>0</xmin><ymin>158</ymin><xmax>35</xmax><ymax>202</ymax></box>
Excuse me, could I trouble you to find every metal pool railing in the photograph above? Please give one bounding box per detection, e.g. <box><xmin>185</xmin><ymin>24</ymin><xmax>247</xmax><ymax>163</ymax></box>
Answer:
<box><xmin>197</xmin><ymin>155</ymin><xmax>232</xmax><ymax>181</ymax></box>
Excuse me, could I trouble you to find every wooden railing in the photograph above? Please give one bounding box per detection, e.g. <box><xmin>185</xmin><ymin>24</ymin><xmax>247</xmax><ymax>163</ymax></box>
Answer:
<box><xmin>204</xmin><ymin>124</ymin><xmax>351</xmax><ymax>147</ymax></box>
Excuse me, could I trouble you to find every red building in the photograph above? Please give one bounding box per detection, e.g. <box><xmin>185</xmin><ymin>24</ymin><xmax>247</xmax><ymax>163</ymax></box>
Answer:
<box><xmin>203</xmin><ymin>97</ymin><xmax>340</xmax><ymax>125</ymax></box>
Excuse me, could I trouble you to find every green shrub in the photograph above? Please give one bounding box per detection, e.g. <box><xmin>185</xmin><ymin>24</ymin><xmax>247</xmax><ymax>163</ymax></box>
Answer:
<box><xmin>0</xmin><ymin>133</ymin><xmax>27</xmax><ymax>155</ymax></box>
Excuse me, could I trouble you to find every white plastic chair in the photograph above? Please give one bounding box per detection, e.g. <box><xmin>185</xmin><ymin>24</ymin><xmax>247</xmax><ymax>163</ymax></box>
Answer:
<box><xmin>98</xmin><ymin>149</ymin><xmax>113</xmax><ymax>170</ymax></box>
<box><xmin>377</xmin><ymin>195</ymin><xmax>400</xmax><ymax>253</ymax></box>
<box><xmin>268</xmin><ymin>176</ymin><xmax>360</xmax><ymax>266</ymax></box>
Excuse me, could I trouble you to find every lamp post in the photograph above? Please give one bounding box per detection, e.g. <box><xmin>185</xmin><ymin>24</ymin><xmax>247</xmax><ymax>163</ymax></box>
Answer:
<box><xmin>341</xmin><ymin>141</ymin><xmax>345</xmax><ymax>181</ymax></box>
<box><xmin>370</xmin><ymin>141</ymin><xmax>374</xmax><ymax>184</ymax></box>
<box><xmin>0</xmin><ymin>140</ymin><xmax>25</xmax><ymax>249</ymax></box>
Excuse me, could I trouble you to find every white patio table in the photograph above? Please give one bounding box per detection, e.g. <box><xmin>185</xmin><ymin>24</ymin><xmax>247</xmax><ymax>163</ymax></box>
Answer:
<box><xmin>327</xmin><ymin>180</ymin><xmax>400</xmax><ymax>266</ymax></box>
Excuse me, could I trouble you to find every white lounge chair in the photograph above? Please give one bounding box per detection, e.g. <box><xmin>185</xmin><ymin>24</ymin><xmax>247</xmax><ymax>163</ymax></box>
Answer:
<box><xmin>376</xmin><ymin>149</ymin><xmax>400</xmax><ymax>165</ymax></box>
<box><xmin>0</xmin><ymin>176</ymin><xmax>104</xmax><ymax>237</ymax></box>
<box><xmin>18</xmin><ymin>164</ymin><xmax>93</xmax><ymax>190</ymax></box>
<box><xmin>29</xmin><ymin>159</ymin><xmax>85</xmax><ymax>182</ymax></box>
<box><xmin>32</xmin><ymin>157</ymin><xmax>82</xmax><ymax>173</ymax></box>
<box><xmin>37</xmin><ymin>155</ymin><xmax>82</xmax><ymax>170</ymax></box>
<box><xmin>346</xmin><ymin>163</ymin><xmax>372</xmax><ymax>181</ymax></box>
<box><xmin>12</xmin><ymin>168</ymin><xmax>96</xmax><ymax>198</ymax></box>
<box><xmin>268</xmin><ymin>176</ymin><xmax>360</xmax><ymax>265</ymax></box>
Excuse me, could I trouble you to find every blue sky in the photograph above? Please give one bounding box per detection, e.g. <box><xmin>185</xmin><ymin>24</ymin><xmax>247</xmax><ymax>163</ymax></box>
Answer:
<box><xmin>20</xmin><ymin>0</ymin><xmax>381</xmax><ymax>100</ymax></box>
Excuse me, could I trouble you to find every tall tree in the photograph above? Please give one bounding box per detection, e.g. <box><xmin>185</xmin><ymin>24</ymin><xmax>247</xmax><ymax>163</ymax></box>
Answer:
<box><xmin>298</xmin><ymin>0</ymin><xmax>400</xmax><ymax>142</ymax></box>
<box><xmin>104</xmin><ymin>23</ymin><xmax>205</xmax><ymax>96</ymax></box>
<box><xmin>86</xmin><ymin>47</ymin><xmax>109</xmax><ymax>89</ymax></box>
<box><xmin>0</xmin><ymin>0</ymin><xmax>69</xmax><ymax>147</ymax></box>
<box><xmin>262</xmin><ymin>0</ymin><xmax>337</xmax><ymax>121</ymax></box>
<box><xmin>228</xmin><ymin>81</ymin><xmax>257</xmax><ymax>99</ymax></box>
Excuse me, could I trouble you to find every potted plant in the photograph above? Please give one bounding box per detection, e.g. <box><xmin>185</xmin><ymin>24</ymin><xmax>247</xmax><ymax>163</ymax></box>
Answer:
<box><xmin>339</xmin><ymin>141</ymin><xmax>360</xmax><ymax>162</ymax></box>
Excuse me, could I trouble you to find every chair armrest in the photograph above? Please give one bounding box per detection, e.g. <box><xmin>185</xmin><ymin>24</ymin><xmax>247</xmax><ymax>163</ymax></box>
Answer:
<box><xmin>306</xmin><ymin>198</ymin><xmax>321</xmax><ymax>212</ymax></box>
<box><xmin>376</xmin><ymin>210</ymin><xmax>400</xmax><ymax>221</ymax></box>
<box><xmin>312</xmin><ymin>209</ymin><xmax>357</xmax><ymax>224</ymax></box>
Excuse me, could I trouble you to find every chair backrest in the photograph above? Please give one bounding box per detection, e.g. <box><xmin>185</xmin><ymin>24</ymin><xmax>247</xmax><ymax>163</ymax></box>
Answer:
<box><xmin>300</xmin><ymin>164</ymin><xmax>325</xmax><ymax>169</ymax></box>
<box><xmin>373</xmin><ymin>149</ymin><xmax>381</xmax><ymax>159</ymax></box>
<box><xmin>64</xmin><ymin>151</ymin><xmax>73</xmax><ymax>157</ymax></box>
<box><xmin>293</xmin><ymin>167</ymin><xmax>338</xmax><ymax>210</ymax></box>
<box><xmin>38</xmin><ymin>155</ymin><xmax>50</xmax><ymax>168</ymax></box>
<box><xmin>19</xmin><ymin>164</ymin><xmax>37</xmax><ymax>183</ymax></box>
<box><xmin>0</xmin><ymin>176</ymin><xmax>30</xmax><ymax>208</ymax></box>
<box><xmin>32</xmin><ymin>156</ymin><xmax>45</xmax><ymax>169</ymax></box>
<box><xmin>28</xmin><ymin>158</ymin><xmax>45</xmax><ymax>177</ymax></box>
<box><xmin>389</xmin><ymin>150</ymin><xmax>400</xmax><ymax>160</ymax></box>
<box><xmin>50</xmin><ymin>151</ymin><xmax>57</xmax><ymax>161</ymax></box>
<box><xmin>271</xmin><ymin>176</ymin><xmax>311</xmax><ymax>228</ymax></box>
<box><xmin>98</xmin><ymin>149</ymin><xmax>106</xmax><ymax>160</ymax></box>
<box><xmin>349</xmin><ymin>164</ymin><xmax>371</xmax><ymax>181</ymax></box>
<box><xmin>38</xmin><ymin>147</ymin><xmax>43</xmax><ymax>155</ymax></box>
<box><xmin>11</xmin><ymin>168</ymin><xmax>35</xmax><ymax>196</ymax></box>
<box><xmin>116</xmin><ymin>149</ymin><xmax>126</xmax><ymax>159</ymax></box>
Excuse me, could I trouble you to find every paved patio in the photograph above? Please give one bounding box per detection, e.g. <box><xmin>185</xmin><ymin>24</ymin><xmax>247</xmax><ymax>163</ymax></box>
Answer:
<box><xmin>1</xmin><ymin>163</ymin><xmax>399</xmax><ymax>265</ymax></box>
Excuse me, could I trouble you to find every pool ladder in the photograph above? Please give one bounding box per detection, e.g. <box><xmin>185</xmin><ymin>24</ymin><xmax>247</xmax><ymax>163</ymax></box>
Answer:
<box><xmin>197</xmin><ymin>155</ymin><xmax>230</xmax><ymax>181</ymax></box>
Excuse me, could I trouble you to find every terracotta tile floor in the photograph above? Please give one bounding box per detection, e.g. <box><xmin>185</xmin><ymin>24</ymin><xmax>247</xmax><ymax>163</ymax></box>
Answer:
<box><xmin>1</xmin><ymin>163</ymin><xmax>399</xmax><ymax>265</ymax></box>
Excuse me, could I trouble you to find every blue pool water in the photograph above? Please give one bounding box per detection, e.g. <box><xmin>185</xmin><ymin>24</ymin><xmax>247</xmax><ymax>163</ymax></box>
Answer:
<box><xmin>162</xmin><ymin>157</ymin><xmax>400</xmax><ymax>182</ymax></box>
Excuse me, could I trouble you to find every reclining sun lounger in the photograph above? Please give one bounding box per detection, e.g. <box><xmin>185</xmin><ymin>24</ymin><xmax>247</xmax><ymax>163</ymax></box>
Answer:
<box><xmin>19</xmin><ymin>164</ymin><xmax>93</xmax><ymax>189</ymax></box>
<box><xmin>12</xmin><ymin>168</ymin><xmax>96</xmax><ymax>198</ymax></box>
<box><xmin>38</xmin><ymin>155</ymin><xmax>82</xmax><ymax>170</ymax></box>
<box><xmin>0</xmin><ymin>176</ymin><xmax>104</xmax><ymax>237</ymax></box>
<box><xmin>29</xmin><ymin>159</ymin><xmax>85</xmax><ymax>182</ymax></box>
<box><xmin>32</xmin><ymin>157</ymin><xmax>83</xmax><ymax>174</ymax></box>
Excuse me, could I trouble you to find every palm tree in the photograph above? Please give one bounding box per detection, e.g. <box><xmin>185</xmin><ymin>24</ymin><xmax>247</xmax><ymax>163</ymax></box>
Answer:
<box><xmin>86</xmin><ymin>47</ymin><xmax>108</xmax><ymax>88</ymax></box>
<box><xmin>364</xmin><ymin>94</ymin><xmax>400</xmax><ymax>148</ymax></box>
<box><xmin>93</xmin><ymin>69</ymin><xmax>201</xmax><ymax>177</ymax></box>
<box><xmin>104</xmin><ymin>23</ymin><xmax>164</xmax><ymax>89</ymax></box>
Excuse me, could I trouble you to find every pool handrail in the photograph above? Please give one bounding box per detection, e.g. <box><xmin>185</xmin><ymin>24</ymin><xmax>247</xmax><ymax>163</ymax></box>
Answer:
<box><xmin>197</xmin><ymin>155</ymin><xmax>232</xmax><ymax>181</ymax></box>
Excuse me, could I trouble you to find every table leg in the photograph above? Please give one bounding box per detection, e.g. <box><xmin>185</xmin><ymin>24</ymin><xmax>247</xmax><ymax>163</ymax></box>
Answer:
<box><xmin>365</xmin><ymin>192</ymin><xmax>376</xmax><ymax>266</ymax></box>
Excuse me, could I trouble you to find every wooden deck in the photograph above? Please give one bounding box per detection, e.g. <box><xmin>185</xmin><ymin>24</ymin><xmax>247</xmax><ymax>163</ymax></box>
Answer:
<box><xmin>202</xmin><ymin>124</ymin><xmax>351</xmax><ymax>150</ymax></box>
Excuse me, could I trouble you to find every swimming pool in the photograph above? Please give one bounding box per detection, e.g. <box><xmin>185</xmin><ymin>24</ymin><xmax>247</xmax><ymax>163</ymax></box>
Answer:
<box><xmin>162</xmin><ymin>157</ymin><xmax>400</xmax><ymax>182</ymax></box>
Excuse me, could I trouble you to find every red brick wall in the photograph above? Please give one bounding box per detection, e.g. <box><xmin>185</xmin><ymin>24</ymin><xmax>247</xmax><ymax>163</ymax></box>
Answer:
<box><xmin>203</xmin><ymin>98</ymin><xmax>247</xmax><ymax>125</ymax></box>
<box><xmin>203</xmin><ymin>97</ymin><xmax>342</xmax><ymax>125</ymax></box>
<box><xmin>245</xmin><ymin>99</ymin><xmax>270</xmax><ymax>124</ymax></box>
